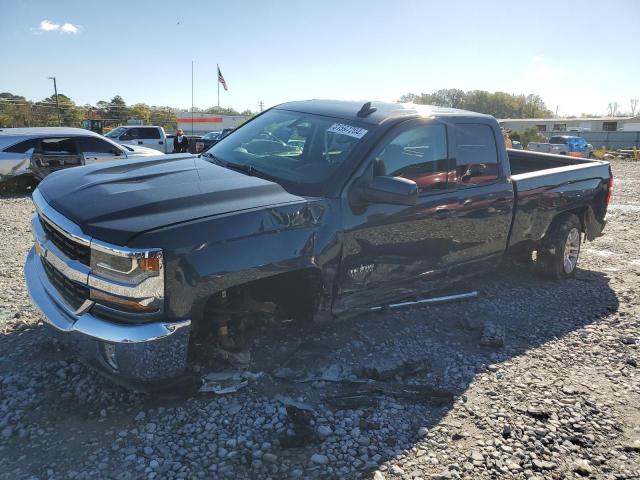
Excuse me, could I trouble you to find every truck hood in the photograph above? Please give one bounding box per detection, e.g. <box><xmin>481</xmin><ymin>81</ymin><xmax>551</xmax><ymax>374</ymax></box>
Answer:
<box><xmin>123</xmin><ymin>145</ymin><xmax>163</xmax><ymax>156</ymax></box>
<box><xmin>37</xmin><ymin>155</ymin><xmax>306</xmax><ymax>245</ymax></box>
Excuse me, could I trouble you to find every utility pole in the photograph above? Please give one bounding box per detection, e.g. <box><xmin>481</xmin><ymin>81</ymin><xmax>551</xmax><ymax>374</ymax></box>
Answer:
<box><xmin>48</xmin><ymin>76</ymin><xmax>61</xmax><ymax>126</ymax></box>
<box><xmin>258</xmin><ymin>101</ymin><xmax>264</xmax><ymax>112</ymax></box>
<box><xmin>191</xmin><ymin>61</ymin><xmax>194</xmax><ymax>135</ymax></box>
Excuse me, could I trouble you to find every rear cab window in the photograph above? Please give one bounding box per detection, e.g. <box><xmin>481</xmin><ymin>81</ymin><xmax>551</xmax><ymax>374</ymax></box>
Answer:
<box><xmin>454</xmin><ymin>123</ymin><xmax>500</xmax><ymax>186</ymax></box>
<box><xmin>139</xmin><ymin>128</ymin><xmax>161</xmax><ymax>139</ymax></box>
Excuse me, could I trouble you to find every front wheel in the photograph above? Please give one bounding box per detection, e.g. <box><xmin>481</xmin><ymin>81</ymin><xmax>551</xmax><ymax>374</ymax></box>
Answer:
<box><xmin>537</xmin><ymin>213</ymin><xmax>582</xmax><ymax>279</ymax></box>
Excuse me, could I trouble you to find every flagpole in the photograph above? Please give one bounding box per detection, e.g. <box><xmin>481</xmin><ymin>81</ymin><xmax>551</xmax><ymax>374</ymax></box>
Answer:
<box><xmin>191</xmin><ymin>60</ymin><xmax>194</xmax><ymax>135</ymax></box>
<box><xmin>217</xmin><ymin>64</ymin><xmax>220</xmax><ymax>108</ymax></box>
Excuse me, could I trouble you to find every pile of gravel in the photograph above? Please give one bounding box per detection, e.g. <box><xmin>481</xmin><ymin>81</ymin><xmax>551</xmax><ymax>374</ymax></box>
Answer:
<box><xmin>0</xmin><ymin>162</ymin><xmax>638</xmax><ymax>479</ymax></box>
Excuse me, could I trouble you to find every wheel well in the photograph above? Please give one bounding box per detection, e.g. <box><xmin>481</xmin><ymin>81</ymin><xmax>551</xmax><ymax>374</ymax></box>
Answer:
<box><xmin>195</xmin><ymin>268</ymin><xmax>325</xmax><ymax>333</ymax></box>
<box><xmin>548</xmin><ymin>208</ymin><xmax>587</xmax><ymax>237</ymax></box>
<box><xmin>249</xmin><ymin>268</ymin><xmax>325</xmax><ymax>306</ymax></box>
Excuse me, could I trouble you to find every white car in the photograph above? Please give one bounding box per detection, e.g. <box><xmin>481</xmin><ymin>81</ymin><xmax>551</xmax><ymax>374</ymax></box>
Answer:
<box><xmin>0</xmin><ymin>127</ymin><xmax>161</xmax><ymax>181</ymax></box>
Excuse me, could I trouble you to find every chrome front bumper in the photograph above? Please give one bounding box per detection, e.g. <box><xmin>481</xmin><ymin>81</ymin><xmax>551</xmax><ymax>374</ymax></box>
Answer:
<box><xmin>25</xmin><ymin>248</ymin><xmax>191</xmax><ymax>383</ymax></box>
<box><xmin>24</xmin><ymin>192</ymin><xmax>191</xmax><ymax>384</ymax></box>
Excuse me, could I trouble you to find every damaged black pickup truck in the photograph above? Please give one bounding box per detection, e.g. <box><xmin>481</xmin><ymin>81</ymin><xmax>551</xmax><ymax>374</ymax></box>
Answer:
<box><xmin>24</xmin><ymin>100</ymin><xmax>613</xmax><ymax>386</ymax></box>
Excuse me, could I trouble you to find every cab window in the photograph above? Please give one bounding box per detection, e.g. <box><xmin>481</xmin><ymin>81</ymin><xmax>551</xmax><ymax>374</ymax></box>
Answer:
<box><xmin>120</xmin><ymin>129</ymin><xmax>140</xmax><ymax>140</ymax></box>
<box><xmin>77</xmin><ymin>137</ymin><xmax>119</xmax><ymax>154</ymax></box>
<box><xmin>3</xmin><ymin>138</ymin><xmax>39</xmax><ymax>153</ymax></box>
<box><xmin>140</xmin><ymin>128</ymin><xmax>161</xmax><ymax>139</ymax></box>
<box><xmin>454</xmin><ymin>124</ymin><xmax>500</xmax><ymax>186</ymax></box>
<box><xmin>374</xmin><ymin>123</ymin><xmax>451</xmax><ymax>193</ymax></box>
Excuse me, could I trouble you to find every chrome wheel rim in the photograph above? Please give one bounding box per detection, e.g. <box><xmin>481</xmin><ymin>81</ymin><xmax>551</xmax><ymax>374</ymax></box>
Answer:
<box><xmin>563</xmin><ymin>227</ymin><xmax>580</xmax><ymax>274</ymax></box>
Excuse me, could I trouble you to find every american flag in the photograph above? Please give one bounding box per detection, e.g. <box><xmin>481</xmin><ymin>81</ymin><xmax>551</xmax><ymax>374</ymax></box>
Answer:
<box><xmin>217</xmin><ymin>65</ymin><xmax>228</xmax><ymax>91</ymax></box>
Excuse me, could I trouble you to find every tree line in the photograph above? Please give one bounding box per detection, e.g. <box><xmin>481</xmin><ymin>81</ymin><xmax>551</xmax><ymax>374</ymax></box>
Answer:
<box><xmin>0</xmin><ymin>92</ymin><xmax>255</xmax><ymax>131</ymax></box>
<box><xmin>399</xmin><ymin>89</ymin><xmax>554</xmax><ymax>118</ymax></box>
<box><xmin>1</xmin><ymin>88</ymin><xmax>560</xmax><ymax>130</ymax></box>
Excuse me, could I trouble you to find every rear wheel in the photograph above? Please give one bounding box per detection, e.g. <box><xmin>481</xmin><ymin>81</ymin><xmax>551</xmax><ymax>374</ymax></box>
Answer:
<box><xmin>537</xmin><ymin>213</ymin><xmax>582</xmax><ymax>279</ymax></box>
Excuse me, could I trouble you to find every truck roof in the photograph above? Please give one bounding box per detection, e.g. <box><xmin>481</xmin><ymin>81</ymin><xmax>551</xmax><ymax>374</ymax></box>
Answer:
<box><xmin>274</xmin><ymin>99</ymin><xmax>494</xmax><ymax>125</ymax></box>
<box><xmin>0</xmin><ymin>127</ymin><xmax>101</xmax><ymax>138</ymax></box>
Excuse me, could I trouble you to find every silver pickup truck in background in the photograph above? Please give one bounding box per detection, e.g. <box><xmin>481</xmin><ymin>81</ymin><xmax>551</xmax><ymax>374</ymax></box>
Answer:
<box><xmin>104</xmin><ymin>125</ymin><xmax>171</xmax><ymax>153</ymax></box>
<box><xmin>105</xmin><ymin>126</ymin><xmax>201</xmax><ymax>154</ymax></box>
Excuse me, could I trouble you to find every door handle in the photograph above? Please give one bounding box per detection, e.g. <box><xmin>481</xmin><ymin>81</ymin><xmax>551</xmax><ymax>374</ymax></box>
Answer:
<box><xmin>493</xmin><ymin>197</ymin><xmax>510</xmax><ymax>204</ymax></box>
<box><xmin>463</xmin><ymin>198</ymin><xmax>473</xmax><ymax>206</ymax></box>
<box><xmin>137</xmin><ymin>141</ymin><xmax>143</xmax><ymax>145</ymax></box>
<box><xmin>159</xmin><ymin>141</ymin><xmax>163</xmax><ymax>145</ymax></box>
<box><xmin>434</xmin><ymin>208</ymin><xmax>452</xmax><ymax>219</ymax></box>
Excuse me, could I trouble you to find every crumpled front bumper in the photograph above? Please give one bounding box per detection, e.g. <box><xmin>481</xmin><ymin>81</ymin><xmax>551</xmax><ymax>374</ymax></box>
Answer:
<box><xmin>24</xmin><ymin>247</ymin><xmax>191</xmax><ymax>384</ymax></box>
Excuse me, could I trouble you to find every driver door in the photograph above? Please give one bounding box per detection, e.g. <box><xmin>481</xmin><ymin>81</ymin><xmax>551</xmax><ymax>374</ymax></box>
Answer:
<box><xmin>335</xmin><ymin>119</ymin><xmax>459</xmax><ymax>313</ymax></box>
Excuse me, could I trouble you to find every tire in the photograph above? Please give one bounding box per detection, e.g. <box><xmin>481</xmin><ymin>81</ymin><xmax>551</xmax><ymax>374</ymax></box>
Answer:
<box><xmin>537</xmin><ymin>213</ymin><xmax>582</xmax><ymax>279</ymax></box>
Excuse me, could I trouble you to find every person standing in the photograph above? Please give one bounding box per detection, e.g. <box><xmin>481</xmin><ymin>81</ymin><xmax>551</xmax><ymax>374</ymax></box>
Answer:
<box><xmin>173</xmin><ymin>129</ymin><xmax>190</xmax><ymax>153</ymax></box>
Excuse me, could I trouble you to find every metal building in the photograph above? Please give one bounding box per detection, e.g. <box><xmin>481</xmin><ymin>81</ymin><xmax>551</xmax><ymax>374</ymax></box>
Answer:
<box><xmin>499</xmin><ymin>117</ymin><xmax>640</xmax><ymax>149</ymax></box>
<box><xmin>499</xmin><ymin>116</ymin><xmax>640</xmax><ymax>133</ymax></box>
<box><xmin>177</xmin><ymin>112</ymin><xmax>250</xmax><ymax>135</ymax></box>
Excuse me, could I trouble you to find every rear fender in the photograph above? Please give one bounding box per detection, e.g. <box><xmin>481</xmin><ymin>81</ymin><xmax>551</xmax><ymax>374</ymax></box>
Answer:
<box><xmin>583</xmin><ymin>205</ymin><xmax>605</xmax><ymax>240</ymax></box>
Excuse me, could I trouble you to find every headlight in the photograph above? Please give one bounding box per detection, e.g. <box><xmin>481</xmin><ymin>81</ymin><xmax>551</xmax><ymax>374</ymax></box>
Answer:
<box><xmin>89</xmin><ymin>241</ymin><xmax>164</xmax><ymax>314</ymax></box>
<box><xmin>90</xmin><ymin>248</ymin><xmax>161</xmax><ymax>284</ymax></box>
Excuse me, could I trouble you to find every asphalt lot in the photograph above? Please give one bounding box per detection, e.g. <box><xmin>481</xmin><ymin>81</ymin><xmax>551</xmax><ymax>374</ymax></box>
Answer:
<box><xmin>0</xmin><ymin>162</ymin><xmax>638</xmax><ymax>479</ymax></box>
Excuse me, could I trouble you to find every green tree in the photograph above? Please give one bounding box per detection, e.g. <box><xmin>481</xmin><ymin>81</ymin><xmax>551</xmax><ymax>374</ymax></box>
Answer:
<box><xmin>0</xmin><ymin>92</ymin><xmax>32</xmax><ymax>127</ymax></box>
<box><xmin>149</xmin><ymin>106</ymin><xmax>177</xmax><ymax>131</ymax></box>
<box><xmin>130</xmin><ymin>103</ymin><xmax>151</xmax><ymax>124</ymax></box>
<box><xmin>106</xmin><ymin>95</ymin><xmax>130</xmax><ymax>124</ymax></box>
<box><xmin>398</xmin><ymin>89</ymin><xmax>553</xmax><ymax>118</ymax></box>
<box><xmin>205</xmin><ymin>106</ymin><xmax>240</xmax><ymax>115</ymax></box>
<box><xmin>31</xmin><ymin>93</ymin><xmax>84</xmax><ymax>127</ymax></box>
<box><xmin>518</xmin><ymin>127</ymin><xmax>547</xmax><ymax>147</ymax></box>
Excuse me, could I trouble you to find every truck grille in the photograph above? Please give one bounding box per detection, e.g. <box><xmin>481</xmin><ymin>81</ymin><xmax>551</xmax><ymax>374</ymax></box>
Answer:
<box><xmin>41</xmin><ymin>257</ymin><xmax>90</xmax><ymax>311</ymax></box>
<box><xmin>39</xmin><ymin>216</ymin><xmax>91</xmax><ymax>266</ymax></box>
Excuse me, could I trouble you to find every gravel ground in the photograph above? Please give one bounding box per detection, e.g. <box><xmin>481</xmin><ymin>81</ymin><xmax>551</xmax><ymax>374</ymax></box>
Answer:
<box><xmin>0</xmin><ymin>162</ymin><xmax>638</xmax><ymax>480</ymax></box>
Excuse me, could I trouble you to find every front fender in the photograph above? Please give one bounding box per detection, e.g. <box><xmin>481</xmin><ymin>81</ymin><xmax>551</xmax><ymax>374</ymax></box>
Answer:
<box><xmin>129</xmin><ymin>199</ymin><xmax>340</xmax><ymax>322</ymax></box>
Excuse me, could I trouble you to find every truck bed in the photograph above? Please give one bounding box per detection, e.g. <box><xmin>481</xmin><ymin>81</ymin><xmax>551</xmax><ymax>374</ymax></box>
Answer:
<box><xmin>508</xmin><ymin>149</ymin><xmax>593</xmax><ymax>175</ymax></box>
<box><xmin>506</xmin><ymin>149</ymin><xmax>611</xmax><ymax>248</ymax></box>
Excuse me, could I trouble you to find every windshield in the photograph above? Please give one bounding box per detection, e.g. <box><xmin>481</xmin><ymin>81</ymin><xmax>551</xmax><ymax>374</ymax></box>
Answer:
<box><xmin>203</xmin><ymin>132</ymin><xmax>221</xmax><ymax>140</ymax></box>
<box><xmin>206</xmin><ymin>109</ymin><xmax>368</xmax><ymax>194</ymax></box>
<box><xmin>105</xmin><ymin>127</ymin><xmax>127</xmax><ymax>138</ymax></box>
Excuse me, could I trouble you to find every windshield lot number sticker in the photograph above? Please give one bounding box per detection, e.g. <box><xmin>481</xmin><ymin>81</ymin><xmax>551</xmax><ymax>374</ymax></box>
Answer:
<box><xmin>328</xmin><ymin>123</ymin><xmax>368</xmax><ymax>139</ymax></box>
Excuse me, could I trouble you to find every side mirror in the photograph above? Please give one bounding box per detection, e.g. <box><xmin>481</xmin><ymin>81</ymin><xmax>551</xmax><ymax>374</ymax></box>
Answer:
<box><xmin>354</xmin><ymin>176</ymin><xmax>418</xmax><ymax>206</ymax></box>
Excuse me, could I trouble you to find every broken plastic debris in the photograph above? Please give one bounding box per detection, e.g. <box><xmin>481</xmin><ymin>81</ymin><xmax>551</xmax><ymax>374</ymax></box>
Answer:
<box><xmin>211</xmin><ymin>348</ymin><xmax>251</xmax><ymax>368</ymax></box>
<box><xmin>274</xmin><ymin>394</ymin><xmax>316</xmax><ymax>413</ymax></box>
<box><xmin>199</xmin><ymin>370</ymin><xmax>263</xmax><ymax>394</ymax></box>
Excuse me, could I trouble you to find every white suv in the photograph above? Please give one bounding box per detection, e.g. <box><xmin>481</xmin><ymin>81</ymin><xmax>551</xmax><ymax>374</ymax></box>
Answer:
<box><xmin>0</xmin><ymin>127</ymin><xmax>161</xmax><ymax>182</ymax></box>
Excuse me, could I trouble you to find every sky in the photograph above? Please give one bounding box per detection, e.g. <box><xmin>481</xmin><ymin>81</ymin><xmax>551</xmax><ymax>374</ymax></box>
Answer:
<box><xmin>1</xmin><ymin>0</ymin><xmax>639</xmax><ymax>117</ymax></box>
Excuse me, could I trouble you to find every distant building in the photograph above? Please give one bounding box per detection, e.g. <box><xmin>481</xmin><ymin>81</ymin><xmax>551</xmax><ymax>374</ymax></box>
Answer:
<box><xmin>499</xmin><ymin>116</ymin><xmax>640</xmax><ymax>133</ymax></box>
<box><xmin>176</xmin><ymin>112</ymin><xmax>249</xmax><ymax>135</ymax></box>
